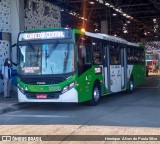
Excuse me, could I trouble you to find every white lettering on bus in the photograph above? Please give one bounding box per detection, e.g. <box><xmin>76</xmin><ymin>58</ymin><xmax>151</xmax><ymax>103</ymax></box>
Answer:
<box><xmin>24</xmin><ymin>31</ymin><xmax>65</xmax><ymax>40</ymax></box>
<box><xmin>22</xmin><ymin>67</ymin><xmax>40</xmax><ymax>73</ymax></box>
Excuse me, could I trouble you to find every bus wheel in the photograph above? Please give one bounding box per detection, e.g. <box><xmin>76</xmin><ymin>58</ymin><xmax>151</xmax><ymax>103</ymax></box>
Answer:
<box><xmin>128</xmin><ymin>79</ymin><xmax>134</xmax><ymax>93</ymax></box>
<box><xmin>89</xmin><ymin>83</ymin><xmax>101</xmax><ymax>106</ymax></box>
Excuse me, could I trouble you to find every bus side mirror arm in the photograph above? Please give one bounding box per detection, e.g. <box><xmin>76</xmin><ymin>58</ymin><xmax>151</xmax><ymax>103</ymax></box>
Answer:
<box><xmin>11</xmin><ymin>43</ymin><xmax>17</xmax><ymax>48</ymax></box>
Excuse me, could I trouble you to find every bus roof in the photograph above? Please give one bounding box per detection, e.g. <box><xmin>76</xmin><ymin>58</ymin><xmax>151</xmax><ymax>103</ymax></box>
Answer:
<box><xmin>127</xmin><ymin>42</ymin><xmax>139</xmax><ymax>47</ymax></box>
<box><xmin>84</xmin><ymin>31</ymin><xmax>127</xmax><ymax>44</ymax></box>
<box><xmin>19</xmin><ymin>27</ymin><xmax>142</xmax><ymax>47</ymax></box>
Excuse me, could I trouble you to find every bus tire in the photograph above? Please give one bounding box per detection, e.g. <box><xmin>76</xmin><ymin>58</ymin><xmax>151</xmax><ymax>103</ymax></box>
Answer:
<box><xmin>89</xmin><ymin>82</ymin><xmax>101</xmax><ymax>106</ymax></box>
<box><xmin>128</xmin><ymin>79</ymin><xmax>134</xmax><ymax>93</ymax></box>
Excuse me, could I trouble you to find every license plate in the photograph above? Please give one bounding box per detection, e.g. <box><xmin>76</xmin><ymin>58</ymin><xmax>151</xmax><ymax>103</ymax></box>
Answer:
<box><xmin>36</xmin><ymin>94</ymin><xmax>47</xmax><ymax>99</ymax></box>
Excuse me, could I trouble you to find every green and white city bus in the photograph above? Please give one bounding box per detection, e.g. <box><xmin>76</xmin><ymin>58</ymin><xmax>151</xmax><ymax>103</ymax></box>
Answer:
<box><xmin>17</xmin><ymin>28</ymin><xmax>146</xmax><ymax>105</ymax></box>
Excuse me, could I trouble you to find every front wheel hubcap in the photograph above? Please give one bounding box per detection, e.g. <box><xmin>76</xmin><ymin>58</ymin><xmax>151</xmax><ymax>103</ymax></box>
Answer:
<box><xmin>130</xmin><ymin>81</ymin><xmax>134</xmax><ymax>91</ymax></box>
<box><xmin>93</xmin><ymin>87</ymin><xmax>100</xmax><ymax>102</ymax></box>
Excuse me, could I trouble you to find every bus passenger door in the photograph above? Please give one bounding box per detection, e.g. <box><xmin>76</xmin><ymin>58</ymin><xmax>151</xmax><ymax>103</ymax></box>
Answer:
<box><xmin>110</xmin><ymin>44</ymin><xmax>122</xmax><ymax>93</ymax></box>
<box><xmin>121</xmin><ymin>47</ymin><xmax>127</xmax><ymax>90</ymax></box>
<box><xmin>103</xmin><ymin>45</ymin><xmax>110</xmax><ymax>94</ymax></box>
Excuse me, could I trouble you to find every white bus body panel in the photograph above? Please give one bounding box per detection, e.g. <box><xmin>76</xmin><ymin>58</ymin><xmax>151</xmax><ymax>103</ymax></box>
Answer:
<box><xmin>110</xmin><ymin>65</ymin><xmax>122</xmax><ymax>93</ymax></box>
<box><xmin>121</xmin><ymin>66</ymin><xmax>124</xmax><ymax>88</ymax></box>
<box><xmin>104</xmin><ymin>67</ymin><xmax>108</xmax><ymax>90</ymax></box>
<box><xmin>18</xmin><ymin>88</ymin><xmax>78</xmax><ymax>103</ymax></box>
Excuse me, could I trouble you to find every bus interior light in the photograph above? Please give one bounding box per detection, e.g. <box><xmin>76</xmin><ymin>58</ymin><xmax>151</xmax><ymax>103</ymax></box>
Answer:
<box><xmin>89</xmin><ymin>1</ymin><xmax>95</xmax><ymax>4</ymax></box>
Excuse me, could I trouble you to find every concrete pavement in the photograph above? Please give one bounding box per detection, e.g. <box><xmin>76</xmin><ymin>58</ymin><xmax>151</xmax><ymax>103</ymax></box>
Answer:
<box><xmin>0</xmin><ymin>73</ymin><xmax>159</xmax><ymax>115</ymax></box>
<box><xmin>0</xmin><ymin>91</ymin><xmax>37</xmax><ymax>114</ymax></box>
<box><xmin>0</xmin><ymin>74</ymin><xmax>159</xmax><ymax>144</ymax></box>
<box><xmin>0</xmin><ymin>91</ymin><xmax>19</xmax><ymax>114</ymax></box>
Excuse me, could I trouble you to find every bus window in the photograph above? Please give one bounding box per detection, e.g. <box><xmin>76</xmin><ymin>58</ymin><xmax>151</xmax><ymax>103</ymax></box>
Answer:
<box><xmin>77</xmin><ymin>44</ymin><xmax>92</xmax><ymax>65</ymax></box>
<box><xmin>127</xmin><ymin>48</ymin><xmax>131</xmax><ymax>63</ymax></box>
<box><xmin>78</xmin><ymin>45</ymin><xmax>86</xmax><ymax>65</ymax></box>
<box><xmin>127</xmin><ymin>47</ymin><xmax>134</xmax><ymax>64</ymax></box>
<box><xmin>77</xmin><ymin>43</ymin><xmax>92</xmax><ymax>75</ymax></box>
<box><xmin>92</xmin><ymin>41</ymin><xmax>102</xmax><ymax>64</ymax></box>
<box><xmin>134</xmin><ymin>48</ymin><xmax>140</xmax><ymax>63</ymax></box>
<box><xmin>110</xmin><ymin>45</ymin><xmax>120</xmax><ymax>65</ymax></box>
<box><xmin>76</xmin><ymin>34</ymin><xmax>92</xmax><ymax>65</ymax></box>
<box><xmin>139</xmin><ymin>49</ymin><xmax>145</xmax><ymax>64</ymax></box>
<box><xmin>85</xmin><ymin>45</ymin><xmax>92</xmax><ymax>64</ymax></box>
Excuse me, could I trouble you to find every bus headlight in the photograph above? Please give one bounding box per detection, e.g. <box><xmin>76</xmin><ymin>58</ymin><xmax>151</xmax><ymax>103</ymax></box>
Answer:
<box><xmin>62</xmin><ymin>82</ymin><xmax>75</xmax><ymax>93</ymax></box>
<box><xmin>69</xmin><ymin>82</ymin><xmax>75</xmax><ymax>88</ymax></box>
<box><xmin>62</xmin><ymin>86</ymin><xmax>69</xmax><ymax>93</ymax></box>
<box><xmin>17</xmin><ymin>84</ymin><xmax>25</xmax><ymax>94</ymax></box>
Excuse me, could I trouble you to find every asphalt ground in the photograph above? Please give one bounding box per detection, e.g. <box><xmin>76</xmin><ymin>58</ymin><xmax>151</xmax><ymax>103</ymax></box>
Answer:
<box><xmin>0</xmin><ymin>74</ymin><xmax>159</xmax><ymax>144</ymax></box>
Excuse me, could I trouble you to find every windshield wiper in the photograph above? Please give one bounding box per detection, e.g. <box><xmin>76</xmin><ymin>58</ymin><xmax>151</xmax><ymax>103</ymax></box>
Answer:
<box><xmin>46</xmin><ymin>41</ymin><xmax>59</xmax><ymax>58</ymax></box>
<box><xmin>27</xmin><ymin>42</ymin><xmax>35</xmax><ymax>52</ymax></box>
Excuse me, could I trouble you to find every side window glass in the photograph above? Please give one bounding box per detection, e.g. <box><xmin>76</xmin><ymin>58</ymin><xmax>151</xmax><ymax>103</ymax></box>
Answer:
<box><xmin>92</xmin><ymin>41</ymin><xmax>102</xmax><ymax>64</ymax></box>
<box><xmin>78</xmin><ymin>45</ymin><xmax>85</xmax><ymax>65</ymax></box>
<box><xmin>127</xmin><ymin>47</ymin><xmax>134</xmax><ymax>64</ymax></box>
<box><xmin>85</xmin><ymin>45</ymin><xmax>92</xmax><ymax>64</ymax></box>
<box><xmin>76</xmin><ymin>35</ymin><xmax>92</xmax><ymax>65</ymax></box>
<box><xmin>140</xmin><ymin>49</ymin><xmax>145</xmax><ymax>64</ymax></box>
<box><xmin>110</xmin><ymin>45</ymin><xmax>120</xmax><ymax>65</ymax></box>
<box><xmin>127</xmin><ymin>47</ymin><xmax>145</xmax><ymax>64</ymax></box>
<box><xmin>134</xmin><ymin>48</ymin><xmax>140</xmax><ymax>63</ymax></box>
<box><xmin>127</xmin><ymin>48</ymin><xmax>131</xmax><ymax>63</ymax></box>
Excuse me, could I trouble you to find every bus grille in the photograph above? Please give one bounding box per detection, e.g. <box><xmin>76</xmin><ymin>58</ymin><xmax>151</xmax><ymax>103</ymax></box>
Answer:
<box><xmin>19</xmin><ymin>77</ymin><xmax>64</xmax><ymax>85</ymax></box>
<box><xmin>26</xmin><ymin>92</ymin><xmax>60</xmax><ymax>99</ymax></box>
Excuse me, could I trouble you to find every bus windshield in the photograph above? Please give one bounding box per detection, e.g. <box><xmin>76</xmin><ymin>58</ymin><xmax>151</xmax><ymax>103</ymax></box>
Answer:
<box><xmin>18</xmin><ymin>42</ymin><xmax>75</xmax><ymax>75</ymax></box>
<box><xmin>146</xmin><ymin>61</ymin><xmax>152</xmax><ymax>65</ymax></box>
<box><xmin>146</xmin><ymin>55</ymin><xmax>154</xmax><ymax>60</ymax></box>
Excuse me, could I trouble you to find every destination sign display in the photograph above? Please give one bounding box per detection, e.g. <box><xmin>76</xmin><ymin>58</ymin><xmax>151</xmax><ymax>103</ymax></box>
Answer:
<box><xmin>18</xmin><ymin>30</ymin><xmax>71</xmax><ymax>41</ymax></box>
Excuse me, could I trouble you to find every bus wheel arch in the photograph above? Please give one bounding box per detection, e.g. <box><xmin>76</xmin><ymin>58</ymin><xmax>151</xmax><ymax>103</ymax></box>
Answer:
<box><xmin>89</xmin><ymin>80</ymin><xmax>101</xmax><ymax>106</ymax></box>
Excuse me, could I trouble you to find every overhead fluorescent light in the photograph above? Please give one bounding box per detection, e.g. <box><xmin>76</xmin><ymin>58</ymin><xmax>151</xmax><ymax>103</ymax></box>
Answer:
<box><xmin>89</xmin><ymin>1</ymin><xmax>95</xmax><ymax>4</ymax></box>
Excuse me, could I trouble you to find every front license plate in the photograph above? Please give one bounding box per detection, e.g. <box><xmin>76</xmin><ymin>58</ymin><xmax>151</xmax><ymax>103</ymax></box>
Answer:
<box><xmin>36</xmin><ymin>94</ymin><xmax>47</xmax><ymax>99</ymax></box>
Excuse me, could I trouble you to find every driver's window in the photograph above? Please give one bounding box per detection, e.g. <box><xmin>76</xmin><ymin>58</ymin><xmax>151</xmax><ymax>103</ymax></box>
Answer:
<box><xmin>92</xmin><ymin>40</ymin><xmax>102</xmax><ymax>64</ymax></box>
<box><xmin>76</xmin><ymin>35</ymin><xmax>92</xmax><ymax>65</ymax></box>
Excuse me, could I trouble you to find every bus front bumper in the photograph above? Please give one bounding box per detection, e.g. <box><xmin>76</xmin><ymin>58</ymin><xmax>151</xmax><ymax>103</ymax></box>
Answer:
<box><xmin>18</xmin><ymin>88</ymin><xmax>78</xmax><ymax>103</ymax></box>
